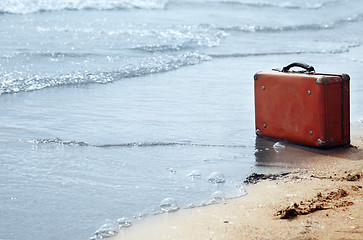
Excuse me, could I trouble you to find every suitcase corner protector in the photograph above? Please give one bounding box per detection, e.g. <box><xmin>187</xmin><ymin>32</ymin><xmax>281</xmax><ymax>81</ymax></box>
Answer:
<box><xmin>341</xmin><ymin>73</ymin><xmax>350</xmax><ymax>81</ymax></box>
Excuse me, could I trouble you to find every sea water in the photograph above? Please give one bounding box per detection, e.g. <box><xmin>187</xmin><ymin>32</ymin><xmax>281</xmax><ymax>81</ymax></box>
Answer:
<box><xmin>1</xmin><ymin>0</ymin><xmax>363</xmax><ymax>239</ymax></box>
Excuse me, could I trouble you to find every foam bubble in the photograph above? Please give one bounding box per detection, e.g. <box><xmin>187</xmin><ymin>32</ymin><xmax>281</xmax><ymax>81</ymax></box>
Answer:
<box><xmin>273</xmin><ymin>142</ymin><xmax>286</xmax><ymax>152</ymax></box>
<box><xmin>236</xmin><ymin>184</ymin><xmax>247</xmax><ymax>196</ymax></box>
<box><xmin>200</xmin><ymin>201</ymin><xmax>207</xmax><ymax>206</ymax></box>
<box><xmin>90</xmin><ymin>223</ymin><xmax>118</xmax><ymax>240</ymax></box>
<box><xmin>208</xmin><ymin>172</ymin><xmax>225</xmax><ymax>184</ymax></box>
<box><xmin>116</xmin><ymin>217</ymin><xmax>132</xmax><ymax>228</ymax></box>
<box><xmin>187</xmin><ymin>170</ymin><xmax>201</xmax><ymax>179</ymax></box>
<box><xmin>159</xmin><ymin>197</ymin><xmax>179</xmax><ymax>212</ymax></box>
<box><xmin>212</xmin><ymin>190</ymin><xmax>226</xmax><ymax>200</ymax></box>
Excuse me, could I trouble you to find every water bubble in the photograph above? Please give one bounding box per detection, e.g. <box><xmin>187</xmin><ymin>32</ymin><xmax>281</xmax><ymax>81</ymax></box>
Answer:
<box><xmin>208</xmin><ymin>172</ymin><xmax>225</xmax><ymax>184</ymax></box>
<box><xmin>200</xmin><ymin>201</ymin><xmax>207</xmax><ymax>206</ymax></box>
<box><xmin>116</xmin><ymin>217</ymin><xmax>132</xmax><ymax>228</ymax></box>
<box><xmin>90</xmin><ymin>223</ymin><xmax>118</xmax><ymax>240</ymax></box>
<box><xmin>160</xmin><ymin>197</ymin><xmax>179</xmax><ymax>212</ymax></box>
<box><xmin>188</xmin><ymin>204</ymin><xmax>195</xmax><ymax>208</ymax></box>
<box><xmin>209</xmin><ymin>199</ymin><xmax>217</xmax><ymax>205</ymax></box>
<box><xmin>236</xmin><ymin>184</ymin><xmax>247</xmax><ymax>196</ymax></box>
<box><xmin>187</xmin><ymin>170</ymin><xmax>201</xmax><ymax>179</ymax></box>
<box><xmin>273</xmin><ymin>142</ymin><xmax>285</xmax><ymax>148</ymax></box>
<box><xmin>273</xmin><ymin>142</ymin><xmax>286</xmax><ymax>152</ymax></box>
<box><xmin>212</xmin><ymin>190</ymin><xmax>226</xmax><ymax>200</ymax></box>
<box><xmin>138</xmin><ymin>213</ymin><xmax>148</xmax><ymax>219</ymax></box>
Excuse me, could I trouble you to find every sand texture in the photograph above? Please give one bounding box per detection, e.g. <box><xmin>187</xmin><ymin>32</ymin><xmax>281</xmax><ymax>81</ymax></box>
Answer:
<box><xmin>112</xmin><ymin>132</ymin><xmax>363</xmax><ymax>240</ymax></box>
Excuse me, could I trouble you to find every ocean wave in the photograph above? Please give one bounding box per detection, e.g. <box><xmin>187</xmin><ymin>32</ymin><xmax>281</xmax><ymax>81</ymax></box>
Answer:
<box><xmin>219</xmin><ymin>23</ymin><xmax>331</xmax><ymax>33</ymax></box>
<box><xmin>1</xmin><ymin>51</ymin><xmax>102</xmax><ymax>60</ymax></box>
<box><xmin>219</xmin><ymin>13</ymin><xmax>363</xmax><ymax>32</ymax></box>
<box><xmin>0</xmin><ymin>52</ymin><xmax>211</xmax><ymax>95</ymax></box>
<box><xmin>208</xmin><ymin>44</ymin><xmax>361</xmax><ymax>58</ymax></box>
<box><xmin>131</xmin><ymin>25</ymin><xmax>226</xmax><ymax>52</ymax></box>
<box><xmin>218</xmin><ymin>0</ymin><xmax>344</xmax><ymax>10</ymax></box>
<box><xmin>28</xmin><ymin>138</ymin><xmax>247</xmax><ymax>148</ymax></box>
<box><xmin>167</xmin><ymin>0</ymin><xmax>346</xmax><ymax>10</ymax></box>
<box><xmin>132</xmin><ymin>44</ymin><xmax>191</xmax><ymax>52</ymax></box>
<box><xmin>35</xmin><ymin>24</ymin><xmax>227</xmax><ymax>50</ymax></box>
<box><xmin>97</xmin><ymin>142</ymin><xmax>246</xmax><ymax>148</ymax></box>
<box><xmin>29</xmin><ymin>138</ymin><xmax>89</xmax><ymax>146</ymax></box>
<box><xmin>209</xmin><ymin>52</ymin><xmax>307</xmax><ymax>58</ymax></box>
<box><xmin>0</xmin><ymin>0</ymin><xmax>345</xmax><ymax>14</ymax></box>
<box><xmin>0</xmin><ymin>0</ymin><xmax>169</xmax><ymax>14</ymax></box>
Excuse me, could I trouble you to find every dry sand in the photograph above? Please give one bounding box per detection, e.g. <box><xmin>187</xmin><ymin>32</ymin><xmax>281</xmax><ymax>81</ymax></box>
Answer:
<box><xmin>112</xmin><ymin>129</ymin><xmax>363</xmax><ymax>240</ymax></box>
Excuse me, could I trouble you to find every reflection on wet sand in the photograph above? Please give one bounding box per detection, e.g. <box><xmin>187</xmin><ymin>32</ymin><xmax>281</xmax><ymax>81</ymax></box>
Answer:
<box><xmin>254</xmin><ymin>136</ymin><xmax>363</xmax><ymax>168</ymax></box>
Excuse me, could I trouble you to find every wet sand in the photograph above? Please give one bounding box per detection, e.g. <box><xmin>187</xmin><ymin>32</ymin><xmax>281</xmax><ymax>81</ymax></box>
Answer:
<box><xmin>111</xmin><ymin>127</ymin><xmax>363</xmax><ymax>240</ymax></box>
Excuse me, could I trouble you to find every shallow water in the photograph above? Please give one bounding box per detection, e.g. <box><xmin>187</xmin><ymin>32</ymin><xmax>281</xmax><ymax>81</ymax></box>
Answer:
<box><xmin>1</xmin><ymin>0</ymin><xmax>363</xmax><ymax>240</ymax></box>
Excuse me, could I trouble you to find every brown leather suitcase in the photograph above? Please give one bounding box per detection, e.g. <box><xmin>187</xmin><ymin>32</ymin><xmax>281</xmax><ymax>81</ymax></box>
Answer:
<box><xmin>254</xmin><ymin>62</ymin><xmax>350</xmax><ymax>148</ymax></box>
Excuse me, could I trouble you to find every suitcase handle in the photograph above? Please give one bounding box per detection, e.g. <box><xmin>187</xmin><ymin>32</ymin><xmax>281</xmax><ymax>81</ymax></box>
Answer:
<box><xmin>282</xmin><ymin>62</ymin><xmax>315</xmax><ymax>73</ymax></box>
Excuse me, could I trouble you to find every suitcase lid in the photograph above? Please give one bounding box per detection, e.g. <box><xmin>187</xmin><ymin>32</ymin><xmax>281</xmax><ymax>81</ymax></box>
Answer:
<box><xmin>266</xmin><ymin>62</ymin><xmax>350</xmax><ymax>83</ymax></box>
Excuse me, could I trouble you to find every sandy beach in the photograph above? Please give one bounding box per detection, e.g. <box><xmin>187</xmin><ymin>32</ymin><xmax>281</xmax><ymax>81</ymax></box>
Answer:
<box><xmin>112</xmin><ymin>127</ymin><xmax>363</xmax><ymax>240</ymax></box>
<box><xmin>2</xmin><ymin>2</ymin><xmax>363</xmax><ymax>239</ymax></box>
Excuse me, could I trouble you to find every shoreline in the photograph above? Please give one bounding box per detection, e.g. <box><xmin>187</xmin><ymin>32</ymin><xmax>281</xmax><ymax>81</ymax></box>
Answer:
<box><xmin>111</xmin><ymin>127</ymin><xmax>363</xmax><ymax>240</ymax></box>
